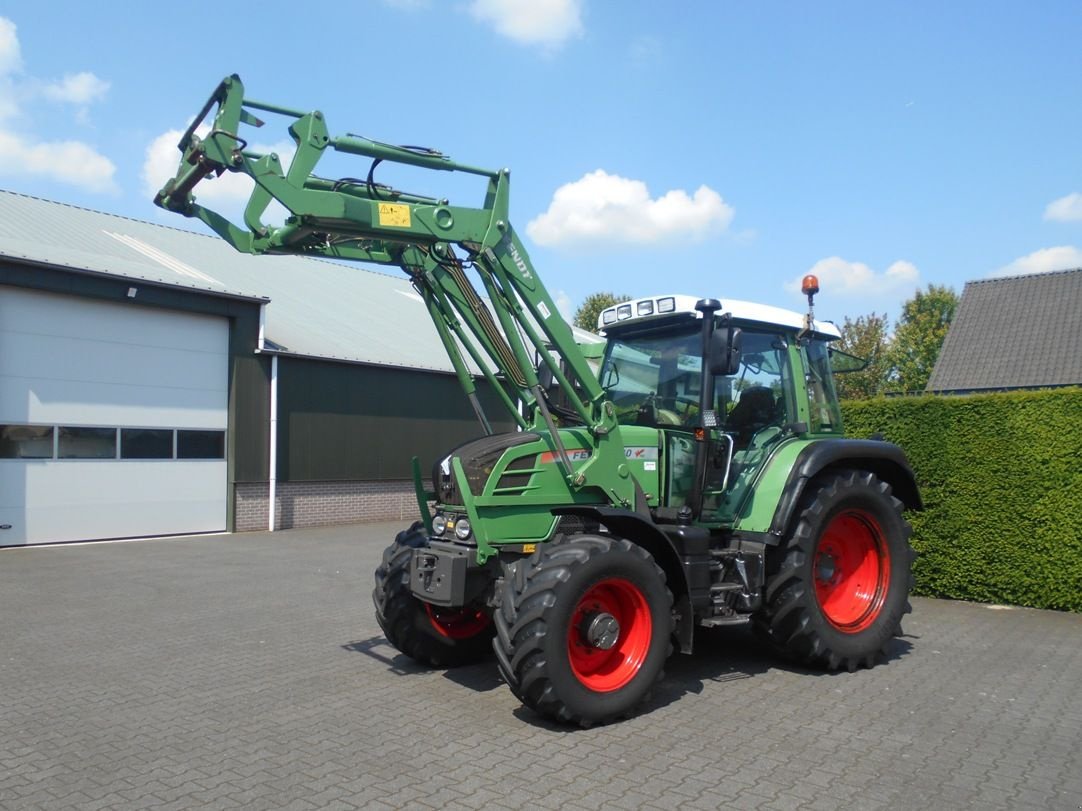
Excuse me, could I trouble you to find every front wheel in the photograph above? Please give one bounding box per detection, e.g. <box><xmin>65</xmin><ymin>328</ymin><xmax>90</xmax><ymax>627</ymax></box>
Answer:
<box><xmin>755</xmin><ymin>469</ymin><xmax>913</xmax><ymax>671</ymax></box>
<box><xmin>373</xmin><ymin>523</ymin><xmax>494</xmax><ymax>667</ymax></box>
<box><xmin>494</xmin><ymin>536</ymin><xmax>674</xmax><ymax>727</ymax></box>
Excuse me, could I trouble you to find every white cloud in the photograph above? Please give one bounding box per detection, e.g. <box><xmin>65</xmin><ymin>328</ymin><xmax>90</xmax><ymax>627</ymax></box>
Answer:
<box><xmin>526</xmin><ymin>169</ymin><xmax>734</xmax><ymax>247</ymax></box>
<box><xmin>0</xmin><ymin>129</ymin><xmax>116</xmax><ymax>192</ymax></box>
<box><xmin>144</xmin><ymin>127</ymin><xmax>295</xmax><ymax>222</ymax></box>
<box><xmin>0</xmin><ymin>17</ymin><xmax>21</xmax><ymax>76</ymax></box>
<box><xmin>468</xmin><ymin>0</ymin><xmax>583</xmax><ymax>48</ymax></box>
<box><xmin>993</xmin><ymin>245</ymin><xmax>1082</xmax><ymax>277</ymax></box>
<box><xmin>787</xmin><ymin>257</ymin><xmax>920</xmax><ymax>297</ymax></box>
<box><xmin>41</xmin><ymin>72</ymin><xmax>109</xmax><ymax>105</ymax></box>
<box><xmin>0</xmin><ymin>18</ymin><xmax>22</xmax><ymax>121</ymax></box>
<box><xmin>553</xmin><ymin>289</ymin><xmax>573</xmax><ymax>321</ymax></box>
<box><xmin>1044</xmin><ymin>192</ymin><xmax>1082</xmax><ymax>223</ymax></box>
<box><xmin>0</xmin><ymin>16</ymin><xmax>115</xmax><ymax>192</ymax></box>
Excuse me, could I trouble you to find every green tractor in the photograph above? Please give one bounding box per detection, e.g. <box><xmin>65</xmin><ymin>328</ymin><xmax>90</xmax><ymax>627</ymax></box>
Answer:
<box><xmin>156</xmin><ymin>76</ymin><xmax>920</xmax><ymax>727</ymax></box>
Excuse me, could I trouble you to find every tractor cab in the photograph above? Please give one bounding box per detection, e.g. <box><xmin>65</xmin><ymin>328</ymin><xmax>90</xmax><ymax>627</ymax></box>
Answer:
<box><xmin>597</xmin><ymin>294</ymin><xmax>844</xmax><ymax>524</ymax></box>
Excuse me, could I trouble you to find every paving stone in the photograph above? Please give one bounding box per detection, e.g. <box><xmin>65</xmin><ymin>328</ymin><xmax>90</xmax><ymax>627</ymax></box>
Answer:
<box><xmin>1</xmin><ymin>522</ymin><xmax>1080</xmax><ymax>810</ymax></box>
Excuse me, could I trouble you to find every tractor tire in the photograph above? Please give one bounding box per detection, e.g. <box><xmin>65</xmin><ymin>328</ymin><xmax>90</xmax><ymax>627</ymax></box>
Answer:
<box><xmin>755</xmin><ymin>469</ymin><xmax>913</xmax><ymax>671</ymax></box>
<box><xmin>493</xmin><ymin>535</ymin><xmax>674</xmax><ymax>727</ymax></box>
<box><xmin>372</xmin><ymin>522</ymin><xmax>494</xmax><ymax>668</ymax></box>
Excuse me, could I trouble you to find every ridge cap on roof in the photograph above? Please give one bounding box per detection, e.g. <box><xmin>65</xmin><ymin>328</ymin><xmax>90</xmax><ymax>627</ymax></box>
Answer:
<box><xmin>970</xmin><ymin>267</ymin><xmax>1082</xmax><ymax>286</ymax></box>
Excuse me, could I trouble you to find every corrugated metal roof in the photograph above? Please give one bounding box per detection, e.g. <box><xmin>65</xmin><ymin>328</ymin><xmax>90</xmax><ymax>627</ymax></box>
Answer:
<box><xmin>0</xmin><ymin>190</ymin><xmax>599</xmax><ymax>374</ymax></box>
<box><xmin>926</xmin><ymin>268</ymin><xmax>1082</xmax><ymax>392</ymax></box>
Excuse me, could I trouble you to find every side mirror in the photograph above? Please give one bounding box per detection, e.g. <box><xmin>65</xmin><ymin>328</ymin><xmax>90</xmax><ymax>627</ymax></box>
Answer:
<box><xmin>709</xmin><ymin>326</ymin><xmax>743</xmax><ymax>376</ymax></box>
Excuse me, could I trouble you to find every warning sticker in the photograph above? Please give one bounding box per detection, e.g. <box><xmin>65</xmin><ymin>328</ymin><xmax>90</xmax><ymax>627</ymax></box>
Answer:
<box><xmin>378</xmin><ymin>203</ymin><xmax>411</xmax><ymax>228</ymax></box>
<box><xmin>539</xmin><ymin>449</ymin><xmax>592</xmax><ymax>464</ymax></box>
<box><xmin>538</xmin><ymin>447</ymin><xmax>658</xmax><ymax>464</ymax></box>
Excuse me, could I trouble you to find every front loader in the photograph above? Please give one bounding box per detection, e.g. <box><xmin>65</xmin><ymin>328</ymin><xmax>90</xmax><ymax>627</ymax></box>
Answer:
<box><xmin>155</xmin><ymin>76</ymin><xmax>921</xmax><ymax>727</ymax></box>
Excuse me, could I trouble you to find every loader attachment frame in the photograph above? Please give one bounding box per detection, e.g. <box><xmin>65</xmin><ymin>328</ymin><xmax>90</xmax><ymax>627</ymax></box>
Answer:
<box><xmin>154</xmin><ymin>75</ymin><xmax>630</xmax><ymax>505</ymax></box>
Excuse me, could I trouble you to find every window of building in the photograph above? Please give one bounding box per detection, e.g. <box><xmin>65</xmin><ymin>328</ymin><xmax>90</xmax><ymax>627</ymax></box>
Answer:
<box><xmin>121</xmin><ymin>428</ymin><xmax>174</xmax><ymax>459</ymax></box>
<box><xmin>177</xmin><ymin>430</ymin><xmax>225</xmax><ymax>459</ymax></box>
<box><xmin>0</xmin><ymin>425</ymin><xmax>54</xmax><ymax>459</ymax></box>
<box><xmin>1</xmin><ymin>424</ymin><xmax>225</xmax><ymax>461</ymax></box>
<box><xmin>58</xmin><ymin>427</ymin><xmax>117</xmax><ymax>459</ymax></box>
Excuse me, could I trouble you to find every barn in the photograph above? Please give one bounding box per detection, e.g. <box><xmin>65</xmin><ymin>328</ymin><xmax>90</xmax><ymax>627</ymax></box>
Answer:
<box><xmin>0</xmin><ymin>190</ymin><xmax>530</xmax><ymax>545</ymax></box>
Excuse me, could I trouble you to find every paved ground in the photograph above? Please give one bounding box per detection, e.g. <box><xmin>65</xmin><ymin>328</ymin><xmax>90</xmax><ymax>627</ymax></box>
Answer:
<box><xmin>1</xmin><ymin>523</ymin><xmax>1081</xmax><ymax>811</ymax></box>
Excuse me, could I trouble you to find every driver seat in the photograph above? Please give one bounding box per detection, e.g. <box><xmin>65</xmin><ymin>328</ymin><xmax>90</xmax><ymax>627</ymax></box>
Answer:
<box><xmin>727</xmin><ymin>386</ymin><xmax>777</xmax><ymax>450</ymax></box>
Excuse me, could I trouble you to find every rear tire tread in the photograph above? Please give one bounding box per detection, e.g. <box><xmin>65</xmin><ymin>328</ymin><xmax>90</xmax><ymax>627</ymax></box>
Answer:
<box><xmin>755</xmin><ymin>469</ymin><xmax>913</xmax><ymax>671</ymax></box>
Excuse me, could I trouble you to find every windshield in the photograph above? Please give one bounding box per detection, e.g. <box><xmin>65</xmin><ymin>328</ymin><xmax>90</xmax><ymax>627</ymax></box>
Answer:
<box><xmin>600</xmin><ymin>326</ymin><xmax>793</xmax><ymax>432</ymax></box>
<box><xmin>600</xmin><ymin>326</ymin><xmax>703</xmax><ymax>427</ymax></box>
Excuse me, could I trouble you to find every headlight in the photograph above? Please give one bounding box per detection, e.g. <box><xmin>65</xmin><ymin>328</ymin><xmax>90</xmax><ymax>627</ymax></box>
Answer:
<box><xmin>454</xmin><ymin>519</ymin><xmax>472</xmax><ymax>540</ymax></box>
<box><xmin>432</xmin><ymin>514</ymin><xmax>447</xmax><ymax>535</ymax></box>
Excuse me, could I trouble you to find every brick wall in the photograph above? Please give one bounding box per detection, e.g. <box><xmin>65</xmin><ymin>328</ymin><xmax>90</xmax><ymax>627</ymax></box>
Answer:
<box><xmin>234</xmin><ymin>480</ymin><xmax>420</xmax><ymax>531</ymax></box>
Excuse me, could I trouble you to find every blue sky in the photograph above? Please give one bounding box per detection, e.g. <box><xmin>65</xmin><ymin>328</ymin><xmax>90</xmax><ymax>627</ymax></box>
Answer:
<box><xmin>2</xmin><ymin>1</ymin><xmax>1081</xmax><ymax>326</ymax></box>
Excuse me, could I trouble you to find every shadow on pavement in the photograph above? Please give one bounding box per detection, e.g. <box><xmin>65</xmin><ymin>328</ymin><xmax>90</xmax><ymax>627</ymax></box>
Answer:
<box><xmin>341</xmin><ymin>635</ymin><xmax>505</xmax><ymax>690</ymax></box>
<box><xmin>344</xmin><ymin>625</ymin><xmax>914</xmax><ymax>728</ymax></box>
<box><xmin>341</xmin><ymin>636</ymin><xmax>434</xmax><ymax>676</ymax></box>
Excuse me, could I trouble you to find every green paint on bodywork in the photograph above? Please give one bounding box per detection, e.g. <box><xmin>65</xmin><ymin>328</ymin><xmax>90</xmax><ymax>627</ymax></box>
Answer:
<box><xmin>731</xmin><ymin>437</ymin><xmax>814</xmax><ymax>532</ymax></box>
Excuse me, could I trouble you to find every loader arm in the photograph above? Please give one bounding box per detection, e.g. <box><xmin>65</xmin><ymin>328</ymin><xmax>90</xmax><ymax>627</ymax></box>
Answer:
<box><xmin>154</xmin><ymin>75</ymin><xmax>628</xmax><ymax>502</ymax></box>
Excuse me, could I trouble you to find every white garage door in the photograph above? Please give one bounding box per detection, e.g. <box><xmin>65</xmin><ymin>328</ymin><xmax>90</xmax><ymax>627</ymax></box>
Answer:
<box><xmin>0</xmin><ymin>287</ymin><xmax>229</xmax><ymax>545</ymax></box>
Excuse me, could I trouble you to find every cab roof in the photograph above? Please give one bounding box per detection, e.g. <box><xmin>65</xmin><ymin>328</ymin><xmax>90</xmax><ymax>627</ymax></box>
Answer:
<box><xmin>598</xmin><ymin>294</ymin><xmax>841</xmax><ymax>340</ymax></box>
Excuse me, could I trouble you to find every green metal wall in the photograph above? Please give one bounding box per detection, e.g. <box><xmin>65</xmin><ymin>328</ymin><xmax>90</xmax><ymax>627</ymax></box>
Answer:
<box><xmin>229</xmin><ymin>353</ymin><xmax>270</xmax><ymax>482</ymax></box>
<box><xmin>275</xmin><ymin>356</ymin><xmax>516</xmax><ymax>481</ymax></box>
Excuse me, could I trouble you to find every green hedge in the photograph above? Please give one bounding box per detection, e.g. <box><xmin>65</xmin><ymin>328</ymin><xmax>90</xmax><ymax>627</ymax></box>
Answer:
<box><xmin>841</xmin><ymin>388</ymin><xmax>1082</xmax><ymax>612</ymax></box>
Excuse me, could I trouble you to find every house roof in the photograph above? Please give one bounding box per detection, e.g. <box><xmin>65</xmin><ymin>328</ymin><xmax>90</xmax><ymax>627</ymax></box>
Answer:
<box><xmin>0</xmin><ymin>190</ymin><xmax>600</xmax><ymax>375</ymax></box>
<box><xmin>926</xmin><ymin>268</ymin><xmax>1082</xmax><ymax>392</ymax></box>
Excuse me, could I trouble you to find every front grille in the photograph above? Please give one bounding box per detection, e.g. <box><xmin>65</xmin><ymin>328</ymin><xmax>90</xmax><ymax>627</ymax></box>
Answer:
<box><xmin>555</xmin><ymin>513</ymin><xmax>602</xmax><ymax>538</ymax></box>
<box><xmin>495</xmin><ymin>453</ymin><xmax>535</xmax><ymax>492</ymax></box>
<box><xmin>433</xmin><ymin>432</ymin><xmax>540</xmax><ymax>504</ymax></box>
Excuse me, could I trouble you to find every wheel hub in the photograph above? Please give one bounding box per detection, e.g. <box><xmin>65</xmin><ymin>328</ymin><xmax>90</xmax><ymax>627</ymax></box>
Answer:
<box><xmin>815</xmin><ymin>552</ymin><xmax>838</xmax><ymax>583</ymax></box>
<box><xmin>582</xmin><ymin>612</ymin><xmax>620</xmax><ymax>650</ymax></box>
<box><xmin>567</xmin><ymin>577</ymin><xmax>653</xmax><ymax>693</ymax></box>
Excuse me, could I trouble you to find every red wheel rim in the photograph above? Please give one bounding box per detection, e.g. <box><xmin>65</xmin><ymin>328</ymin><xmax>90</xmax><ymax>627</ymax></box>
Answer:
<box><xmin>567</xmin><ymin>578</ymin><xmax>652</xmax><ymax>692</ymax></box>
<box><xmin>814</xmin><ymin>509</ymin><xmax>891</xmax><ymax>632</ymax></box>
<box><xmin>424</xmin><ymin>603</ymin><xmax>490</xmax><ymax>640</ymax></box>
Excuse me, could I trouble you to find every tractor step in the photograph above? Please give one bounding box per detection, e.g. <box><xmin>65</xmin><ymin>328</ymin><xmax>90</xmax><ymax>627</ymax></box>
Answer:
<box><xmin>710</xmin><ymin>549</ymin><xmax>740</xmax><ymax>558</ymax></box>
<box><xmin>710</xmin><ymin>582</ymin><xmax>743</xmax><ymax>593</ymax></box>
<box><xmin>700</xmin><ymin>615</ymin><xmax>751</xmax><ymax>628</ymax></box>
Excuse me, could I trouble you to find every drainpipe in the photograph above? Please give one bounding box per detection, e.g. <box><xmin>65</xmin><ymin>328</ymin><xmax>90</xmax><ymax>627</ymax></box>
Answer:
<box><xmin>268</xmin><ymin>354</ymin><xmax>278</xmax><ymax>532</ymax></box>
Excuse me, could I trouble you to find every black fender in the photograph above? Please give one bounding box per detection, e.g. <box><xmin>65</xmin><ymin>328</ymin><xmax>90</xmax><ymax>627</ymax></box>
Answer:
<box><xmin>551</xmin><ymin>505</ymin><xmax>697</xmax><ymax>653</ymax></box>
<box><xmin>769</xmin><ymin>438</ymin><xmax>923</xmax><ymax>539</ymax></box>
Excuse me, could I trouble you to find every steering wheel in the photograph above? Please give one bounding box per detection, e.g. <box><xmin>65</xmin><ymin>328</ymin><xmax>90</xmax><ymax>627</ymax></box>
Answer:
<box><xmin>664</xmin><ymin>396</ymin><xmax>700</xmax><ymax>425</ymax></box>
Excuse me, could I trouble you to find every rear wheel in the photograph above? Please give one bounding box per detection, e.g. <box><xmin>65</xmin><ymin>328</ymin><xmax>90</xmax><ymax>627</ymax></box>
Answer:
<box><xmin>756</xmin><ymin>470</ymin><xmax>913</xmax><ymax>671</ymax></box>
<box><xmin>494</xmin><ymin>535</ymin><xmax>673</xmax><ymax>727</ymax></box>
<box><xmin>372</xmin><ymin>523</ymin><xmax>494</xmax><ymax>667</ymax></box>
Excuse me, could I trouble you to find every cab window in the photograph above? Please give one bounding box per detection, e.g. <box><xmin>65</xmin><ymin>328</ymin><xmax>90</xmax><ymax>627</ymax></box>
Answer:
<box><xmin>803</xmin><ymin>340</ymin><xmax>843</xmax><ymax>433</ymax></box>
